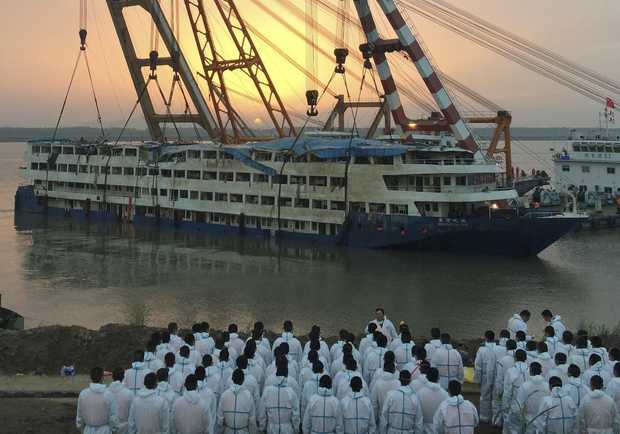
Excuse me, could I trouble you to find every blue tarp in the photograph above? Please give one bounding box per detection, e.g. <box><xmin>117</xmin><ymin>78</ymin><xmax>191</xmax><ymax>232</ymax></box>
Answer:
<box><xmin>222</xmin><ymin>147</ymin><xmax>278</xmax><ymax>176</ymax></box>
<box><xmin>248</xmin><ymin>137</ymin><xmax>409</xmax><ymax>158</ymax></box>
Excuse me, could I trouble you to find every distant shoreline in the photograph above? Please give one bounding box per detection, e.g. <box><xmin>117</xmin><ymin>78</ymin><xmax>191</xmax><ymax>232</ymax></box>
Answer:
<box><xmin>2</xmin><ymin>126</ymin><xmax>619</xmax><ymax>143</ymax></box>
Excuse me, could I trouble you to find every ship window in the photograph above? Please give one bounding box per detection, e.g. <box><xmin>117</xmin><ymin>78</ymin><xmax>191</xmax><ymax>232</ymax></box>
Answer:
<box><xmin>614</xmin><ymin>145</ymin><xmax>620</xmax><ymax>153</ymax></box>
<box><xmin>41</xmin><ymin>146</ymin><xmax>51</xmax><ymax>153</ymax></box>
<box><xmin>123</xmin><ymin>167</ymin><xmax>134</xmax><ymax>176</ymax></box>
<box><xmin>125</xmin><ymin>148</ymin><xmax>137</xmax><ymax>157</ymax></box>
<box><xmin>150</xmin><ymin>188</ymin><xmax>157</xmax><ymax>196</ymax></box>
<box><xmin>78</xmin><ymin>165</ymin><xmax>87</xmax><ymax>173</ymax></box>
<box><xmin>312</xmin><ymin>199</ymin><xmax>328</xmax><ymax>209</ymax></box>
<box><xmin>309</xmin><ymin>176</ymin><xmax>327</xmax><ymax>186</ymax></box>
<box><xmin>331</xmin><ymin>200</ymin><xmax>346</xmax><ymax>211</ymax></box>
<box><xmin>188</xmin><ymin>150</ymin><xmax>201</xmax><ymax>159</ymax></box>
<box><xmin>174</xmin><ymin>170</ymin><xmax>186</xmax><ymax>178</ymax></box>
<box><xmin>274</xmin><ymin>152</ymin><xmax>289</xmax><ymax>162</ymax></box>
<box><xmin>52</xmin><ymin>146</ymin><xmax>62</xmax><ymax>154</ymax></box>
<box><xmin>148</xmin><ymin>168</ymin><xmax>159</xmax><ymax>175</ymax></box>
<box><xmin>354</xmin><ymin>156</ymin><xmax>371</xmax><ymax>164</ymax></box>
<box><xmin>330</xmin><ymin>176</ymin><xmax>346</xmax><ymax>187</ymax></box>
<box><xmin>604</xmin><ymin>187</ymin><xmax>613</xmax><ymax>193</ymax></box>
<box><xmin>58</xmin><ymin>164</ymin><xmax>68</xmax><ymax>172</ymax></box>
<box><xmin>111</xmin><ymin>148</ymin><xmax>122</xmax><ymax>156</ymax></box>
<box><xmin>63</xmin><ymin>146</ymin><xmax>74</xmax><ymax>155</ymax></box>
<box><xmin>374</xmin><ymin>156</ymin><xmax>394</xmax><ymax>165</ymax></box>
<box><xmin>390</xmin><ymin>204</ymin><xmax>409</xmax><ymax>215</ymax></box>
<box><xmin>203</xmin><ymin>150</ymin><xmax>217</xmax><ymax>159</ymax></box>
<box><xmin>295</xmin><ymin>198</ymin><xmax>309</xmax><ymax>208</ymax></box>
<box><xmin>231</xmin><ymin>194</ymin><xmax>243</xmax><ymax>203</ymax></box>
<box><xmin>456</xmin><ymin>176</ymin><xmax>467</xmax><ymax>186</ymax></box>
<box><xmin>261</xmin><ymin>195</ymin><xmax>275</xmax><ymax>205</ymax></box>
<box><xmin>245</xmin><ymin>195</ymin><xmax>259</xmax><ymax>204</ymax></box>
<box><xmin>200</xmin><ymin>192</ymin><xmax>212</xmax><ymax>201</ymax></box>
<box><xmin>160</xmin><ymin>188</ymin><xmax>167</xmax><ymax>196</ymax></box>
<box><xmin>253</xmin><ymin>173</ymin><xmax>269</xmax><ymax>183</ymax></box>
<box><xmin>222</xmin><ymin>152</ymin><xmax>233</xmax><ymax>160</ymax></box>
<box><xmin>608</xmin><ymin>167</ymin><xmax>616</xmax><ymax>174</ymax></box>
<box><xmin>596</xmin><ymin>145</ymin><xmax>605</xmax><ymax>152</ymax></box>
<box><xmin>443</xmin><ymin>176</ymin><xmax>452</xmax><ymax>186</ymax></box>
<box><xmin>573</xmin><ymin>145</ymin><xmax>581</xmax><ymax>152</ymax></box>
<box><xmin>562</xmin><ymin>165</ymin><xmax>570</xmax><ymax>172</ymax></box>
<box><xmin>273</xmin><ymin>175</ymin><xmax>288</xmax><ymax>184</ymax></box>
<box><xmin>290</xmin><ymin>175</ymin><xmax>306</xmax><ymax>185</ymax></box>
<box><xmin>254</xmin><ymin>151</ymin><xmax>272</xmax><ymax>162</ymax></box>
<box><xmin>369</xmin><ymin>203</ymin><xmax>386</xmax><ymax>214</ymax></box>
<box><xmin>279</xmin><ymin>197</ymin><xmax>292</xmax><ymax>207</ymax></box>
<box><xmin>187</xmin><ymin>170</ymin><xmax>201</xmax><ymax>180</ymax></box>
<box><xmin>101</xmin><ymin>166</ymin><xmax>110</xmax><ymax>174</ymax></box>
<box><xmin>236</xmin><ymin>172</ymin><xmax>251</xmax><ymax>182</ymax></box>
<box><xmin>605</xmin><ymin>146</ymin><xmax>613</xmax><ymax>153</ymax></box>
<box><xmin>30</xmin><ymin>162</ymin><xmax>38</xmax><ymax>170</ymax></box>
<box><xmin>161</xmin><ymin>169</ymin><xmax>172</xmax><ymax>178</ymax></box>
<box><xmin>203</xmin><ymin>171</ymin><xmax>217</xmax><ymax>180</ymax></box>
<box><xmin>219</xmin><ymin>172</ymin><xmax>233</xmax><ymax>182</ymax></box>
<box><xmin>295</xmin><ymin>221</ymin><xmax>306</xmax><ymax>231</ymax></box>
<box><xmin>136</xmin><ymin>167</ymin><xmax>147</xmax><ymax>176</ymax></box>
<box><xmin>582</xmin><ymin>166</ymin><xmax>590</xmax><ymax>173</ymax></box>
<box><xmin>112</xmin><ymin>167</ymin><xmax>122</xmax><ymax>175</ymax></box>
<box><xmin>32</xmin><ymin>145</ymin><xmax>40</xmax><ymax>153</ymax></box>
<box><xmin>171</xmin><ymin>190</ymin><xmax>179</xmax><ymax>200</ymax></box>
<box><xmin>215</xmin><ymin>192</ymin><xmax>228</xmax><ymax>201</ymax></box>
<box><xmin>43</xmin><ymin>163</ymin><xmax>51</xmax><ymax>171</ymax></box>
<box><xmin>350</xmin><ymin>202</ymin><xmax>366</xmax><ymax>212</ymax></box>
<box><xmin>432</xmin><ymin>202</ymin><xmax>439</xmax><ymax>212</ymax></box>
<box><xmin>190</xmin><ymin>190</ymin><xmax>199</xmax><ymax>200</ymax></box>
<box><xmin>90</xmin><ymin>166</ymin><xmax>98</xmax><ymax>173</ymax></box>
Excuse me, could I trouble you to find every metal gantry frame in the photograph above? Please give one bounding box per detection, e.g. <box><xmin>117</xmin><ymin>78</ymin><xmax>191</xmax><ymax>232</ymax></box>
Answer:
<box><xmin>106</xmin><ymin>0</ymin><xmax>219</xmax><ymax>142</ymax></box>
<box><xmin>184</xmin><ymin>0</ymin><xmax>297</xmax><ymax>143</ymax></box>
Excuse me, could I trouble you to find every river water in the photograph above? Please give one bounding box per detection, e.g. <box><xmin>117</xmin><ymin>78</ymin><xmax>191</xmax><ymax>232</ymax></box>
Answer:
<box><xmin>1</xmin><ymin>141</ymin><xmax>618</xmax><ymax>338</ymax></box>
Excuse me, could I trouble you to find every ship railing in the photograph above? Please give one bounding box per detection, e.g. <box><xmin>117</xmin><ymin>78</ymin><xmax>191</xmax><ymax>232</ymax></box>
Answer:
<box><xmin>520</xmin><ymin>210</ymin><xmax>564</xmax><ymax>219</ymax></box>
<box><xmin>385</xmin><ymin>185</ymin><xmax>514</xmax><ymax>193</ymax></box>
<box><xmin>402</xmin><ymin>158</ymin><xmax>484</xmax><ymax>166</ymax></box>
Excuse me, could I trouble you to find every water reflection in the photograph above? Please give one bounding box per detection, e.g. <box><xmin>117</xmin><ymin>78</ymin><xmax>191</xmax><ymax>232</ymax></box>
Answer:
<box><xmin>13</xmin><ymin>212</ymin><xmax>616</xmax><ymax>338</ymax></box>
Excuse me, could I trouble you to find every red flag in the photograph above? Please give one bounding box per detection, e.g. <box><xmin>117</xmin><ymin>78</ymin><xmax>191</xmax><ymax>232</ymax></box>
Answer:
<box><xmin>607</xmin><ymin>97</ymin><xmax>616</xmax><ymax>109</ymax></box>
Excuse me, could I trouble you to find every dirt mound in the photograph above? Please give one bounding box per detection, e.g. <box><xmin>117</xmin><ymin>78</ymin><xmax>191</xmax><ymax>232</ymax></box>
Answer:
<box><xmin>0</xmin><ymin>324</ymin><xmax>159</xmax><ymax>375</ymax></box>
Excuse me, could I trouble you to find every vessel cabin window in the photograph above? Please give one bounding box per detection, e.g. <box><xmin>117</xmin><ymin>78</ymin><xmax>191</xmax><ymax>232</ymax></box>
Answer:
<box><xmin>219</xmin><ymin>172</ymin><xmax>233</xmax><ymax>182</ymax></box>
<box><xmin>312</xmin><ymin>199</ymin><xmax>328</xmax><ymax>209</ymax></box>
<box><xmin>79</xmin><ymin>165</ymin><xmax>88</xmax><ymax>173</ymax></box>
<box><xmin>390</xmin><ymin>204</ymin><xmax>408</xmax><ymax>215</ymax></box>
<box><xmin>112</xmin><ymin>148</ymin><xmax>123</xmax><ymax>156</ymax></box>
<box><xmin>125</xmin><ymin>148</ymin><xmax>137</xmax><ymax>157</ymax></box>
<box><xmin>180</xmin><ymin>190</ymin><xmax>188</xmax><ymax>199</ymax></box>
<box><xmin>203</xmin><ymin>150</ymin><xmax>217</xmax><ymax>159</ymax></box>
<box><xmin>605</xmin><ymin>146</ymin><xmax>613</xmax><ymax>153</ymax></box>
<box><xmin>295</xmin><ymin>198</ymin><xmax>309</xmax><ymax>208</ymax></box>
<box><xmin>32</xmin><ymin>145</ymin><xmax>40</xmax><ymax>153</ymax></box>
<box><xmin>274</xmin><ymin>153</ymin><xmax>289</xmax><ymax>162</ymax></box>
<box><xmin>330</xmin><ymin>176</ymin><xmax>346</xmax><ymax>187</ymax></box>
<box><xmin>200</xmin><ymin>192</ymin><xmax>213</xmax><ymax>201</ymax></box>
<box><xmin>188</xmin><ymin>150</ymin><xmax>201</xmax><ymax>159</ymax></box>
<box><xmin>309</xmin><ymin>176</ymin><xmax>327</xmax><ymax>186</ymax></box>
<box><xmin>290</xmin><ymin>175</ymin><xmax>306</xmax><ymax>185</ymax></box>
<box><xmin>123</xmin><ymin>167</ymin><xmax>134</xmax><ymax>176</ymax></box>
<box><xmin>331</xmin><ymin>200</ymin><xmax>346</xmax><ymax>211</ymax></box>
<box><xmin>608</xmin><ymin>167</ymin><xmax>616</xmax><ymax>174</ymax></box>
<box><xmin>582</xmin><ymin>166</ymin><xmax>590</xmax><ymax>173</ymax></box>
<box><xmin>279</xmin><ymin>197</ymin><xmax>292</xmax><ymax>207</ymax></box>
<box><xmin>350</xmin><ymin>202</ymin><xmax>366</xmax><ymax>212</ymax></box>
<box><xmin>562</xmin><ymin>165</ymin><xmax>570</xmax><ymax>172</ymax></box>
<box><xmin>245</xmin><ymin>195</ymin><xmax>259</xmax><ymax>204</ymax></box>
<box><xmin>573</xmin><ymin>145</ymin><xmax>581</xmax><ymax>152</ymax></box>
<box><xmin>63</xmin><ymin>146</ymin><xmax>74</xmax><ymax>155</ymax></box>
<box><xmin>39</xmin><ymin>162</ymin><xmax>48</xmax><ymax>171</ymax></box>
<box><xmin>190</xmin><ymin>190</ymin><xmax>199</xmax><ymax>199</ymax></box>
<box><xmin>273</xmin><ymin>175</ymin><xmax>288</xmax><ymax>184</ymax></box>
<box><xmin>354</xmin><ymin>156</ymin><xmax>371</xmax><ymax>164</ymax></box>
<box><xmin>112</xmin><ymin>167</ymin><xmax>122</xmax><ymax>175</ymax></box>
<box><xmin>443</xmin><ymin>176</ymin><xmax>452</xmax><ymax>186</ymax></box>
<box><xmin>228</xmin><ymin>193</ymin><xmax>242</xmax><ymax>203</ymax></box>
<box><xmin>90</xmin><ymin>166</ymin><xmax>99</xmax><ymax>174</ymax></box>
<box><xmin>174</xmin><ymin>170</ymin><xmax>186</xmax><ymax>178</ymax></box>
<box><xmin>596</xmin><ymin>145</ymin><xmax>605</xmax><ymax>152</ymax></box>
<box><xmin>374</xmin><ymin>156</ymin><xmax>393</xmax><ymax>165</ymax></box>
<box><xmin>254</xmin><ymin>151</ymin><xmax>272</xmax><ymax>162</ymax></box>
<box><xmin>160</xmin><ymin>188</ymin><xmax>167</xmax><ymax>196</ymax></box>
<box><xmin>588</xmin><ymin>145</ymin><xmax>596</xmax><ymax>152</ymax></box>
<box><xmin>161</xmin><ymin>169</ymin><xmax>172</xmax><ymax>178</ymax></box>
<box><xmin>148</xmin><ymin>168</ymin><xmax>158</xmax><ymax>176</ymax></box>
<box><xmin>170</xmin><ymin>190</ymin><xmax>179</xmax><ymax>200</ymax></box>
<box><xmin>369</xmin><ymin>203</ymin><xmax>386</xmax><ymax>214</ymax></box>
<box><xmin>456</xmin><ymin>176</ymin><xmax>467</xmax><ymax>186</ymax></box>
<box><xmin>253</xmin><ymin>173</ymin><xmax>269</xmax><ymax>183</ymax></box>
<box><xmin>137</xmin><ymin>167</ymin><xmax>147</xmax><ymax>176</ymax></box>
<box><xmin>187</xmin><ymin>170</ymin><xmax>201</xmax><ymax>180</ymax></box>
<box><xmin>614</xmin><ymin>145</ymin><xmax>620</xmax><ymax>152</ymax></box>
<box><xmin>52</xmin><ymin>146</ymin><xmax>62</xmax><ymax>154</ymax></box>
<box><xmin>203</xmin><ymin>171</ymin><xmax>217</xmax><ymax>180</ymax></box>
<box><xmin>222</xmin><ymin>152</ymin><xmax>233</xmax><ymax>160</ymax></box>
<box><xmin>30</xmin><ymin>162</ymin><xmax>38</xmax><ymax>170</ymax></box>
<box><xmin>261</xmin><ymin>195</ymin><xmax>275</xmax><ymax>205</ymax></box>
<box><xmin>236</xmin><ymin>172</ymin><xmax>251</xmax><ymax>182</ymax></box>
<box><xmin>41</xmin><ymin>145</ymin><xmax>51</xmax><ymax>153</ymax></box>
<box><xmin>215</xmin><ymin>192</ymin><xmax>228</xmax><ymax>201</ymax></box>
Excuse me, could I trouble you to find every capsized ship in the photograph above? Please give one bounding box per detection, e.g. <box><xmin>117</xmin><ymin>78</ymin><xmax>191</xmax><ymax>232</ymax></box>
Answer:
<box><xmin>16</xmin><ymin>132</ymin><xmax>584</xmax><ymax>256</ymax></box>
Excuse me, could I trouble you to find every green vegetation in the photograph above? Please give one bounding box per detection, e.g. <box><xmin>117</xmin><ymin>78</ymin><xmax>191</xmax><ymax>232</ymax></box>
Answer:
<box><xmin>577</xmin><ymin>319</ymin><xmax>620</xmax><ymax>338</ymax></box>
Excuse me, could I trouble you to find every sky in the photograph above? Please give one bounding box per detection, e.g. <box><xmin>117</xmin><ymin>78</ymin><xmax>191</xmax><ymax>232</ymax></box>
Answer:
<box><xmin>1</xmin><ymin>0</ymin><xmax>619</xmax><ymax>130</ymax></box>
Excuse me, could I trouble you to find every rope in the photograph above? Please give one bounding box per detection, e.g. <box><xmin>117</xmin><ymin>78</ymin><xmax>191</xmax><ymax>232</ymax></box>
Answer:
<box><xmin>51</xmin><ymin>51</ymin><xmax>82</xmax><ymax>142</ymax></box>
<box><xmin>83</xmin><ymin>52</ymin><xmax>105</xmax><ymax>139</ymax></box>
<box><xmin>155</xmin><ymin>77</ymin><xmax>182</xmax><ymax>142</ymax></box>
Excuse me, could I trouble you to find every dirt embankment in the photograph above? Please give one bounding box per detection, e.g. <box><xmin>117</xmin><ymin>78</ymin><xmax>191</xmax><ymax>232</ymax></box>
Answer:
<box><xmin>0</xmin><ymin>323</ymin><xmax>482</xmax><ymax>375</ymax></box>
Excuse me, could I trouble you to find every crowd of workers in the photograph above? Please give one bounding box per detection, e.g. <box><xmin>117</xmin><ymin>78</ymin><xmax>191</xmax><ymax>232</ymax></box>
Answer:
<box><xmin>75</xmin><ymin>308</ymin><xmax>620</xmax><ymax>434</ymax></box>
